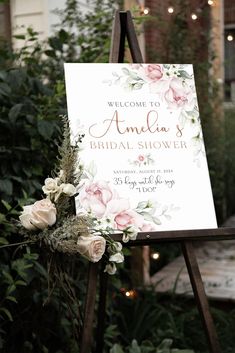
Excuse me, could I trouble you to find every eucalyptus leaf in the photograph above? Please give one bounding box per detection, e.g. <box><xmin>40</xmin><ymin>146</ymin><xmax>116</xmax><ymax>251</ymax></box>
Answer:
<box><xmin>122</xmin><ymin>68</ymin><xmax>130</xmax><ymax>75</ymax></box>
<box><xmin>178</xmin><ymin>70</ymin><xmax>192</xmax><ymax>79</ymax></box>
<box><xmin>133</xmin><ymin>83</ymin><xmax>143</xmax><ymax>90</ymax></box>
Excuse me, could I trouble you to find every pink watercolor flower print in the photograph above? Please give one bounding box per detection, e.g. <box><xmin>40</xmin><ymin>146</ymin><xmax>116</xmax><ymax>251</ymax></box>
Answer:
<box><xmin>138</xmin><ymin>155</ymin><xmax>145</xmax><ymax>162</ymax></box>
<box><xmin>144</xmin><ymin>64</ymin><xmax>163</xmax><ymax>82</ymax></box>
<box><xmin>164</xmin><ymin>78</ymin><xmax>194</xmax><ymax>109</ymax></box>
<box><xmin>129</xmin><ymin>154</ymin><xmax>154</xmax><ymax>167</ymax></box>
<box><xmin>79</xmin><ymin>180</ymin><xmax>115</xmax><ymax>218</ymax></box>
<box><xmin>114</xmin><ymin>208</ymin><xmax>144</xmax><ymax>230</ymax></box>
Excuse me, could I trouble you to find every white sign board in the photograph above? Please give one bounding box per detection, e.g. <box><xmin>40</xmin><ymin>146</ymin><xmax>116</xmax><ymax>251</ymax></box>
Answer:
<box><xmin>64</xmin><ymin>63</ymin><xmax>217</xmax><ymax>232</ymax></box>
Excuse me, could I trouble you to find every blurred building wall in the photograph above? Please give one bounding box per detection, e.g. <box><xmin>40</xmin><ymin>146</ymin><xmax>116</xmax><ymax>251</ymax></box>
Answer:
<box><xmin>1</xmin><ymin>0</ymin><xmax>92</xmax><ymax>49</ymax></box>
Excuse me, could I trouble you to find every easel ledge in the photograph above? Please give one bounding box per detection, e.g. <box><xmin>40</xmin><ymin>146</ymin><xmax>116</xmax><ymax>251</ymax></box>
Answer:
<box><xmin>112</xmin><ymin>227</ymin><xmax>235</xmax><ymax>244</ymax></box>
<box><xmin>80</xmin><ymin>10</ymin><xmax>235</xmax><ymax>353</ymax></box>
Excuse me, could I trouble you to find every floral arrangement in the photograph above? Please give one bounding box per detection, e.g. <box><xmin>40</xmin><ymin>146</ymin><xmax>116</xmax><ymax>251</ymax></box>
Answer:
<box><xmin>105</xmin><ymin>63</ymin><xmax>205</xmax><ymax>164</ymax></box>
<box><xmin>17</xmin><ymin>117</ymin><xmax>137</xmax><ymax>275</ymax></box>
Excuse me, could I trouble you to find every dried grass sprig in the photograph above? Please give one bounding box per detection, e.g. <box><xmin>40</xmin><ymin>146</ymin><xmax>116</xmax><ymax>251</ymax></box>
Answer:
<box><xmin>57</xmin><ymin>115</ymin><xmax>82</xmax><ymax>186</ymax></box>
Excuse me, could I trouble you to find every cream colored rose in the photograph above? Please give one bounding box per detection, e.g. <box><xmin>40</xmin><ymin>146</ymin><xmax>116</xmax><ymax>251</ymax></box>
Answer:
<box><xmin>108</xmin><ymin>241</ymin><xmax>122</xmax><ymax>254</ymax></box>
<box><xmin>113</xmin><ymin>241</ymin><xmax>122</xmax><ymax>252</ymax></box>
<box><xmin>61</xmin><ymin>183</ymin><xmax>76</xmax><ymax>196</ymax></box>
<box><xmin>42</xmin><ymin>178</ymin><xmax>59</xmax><ymax>196</ymax></box>
<box><xmin>104</xmin><ymin>263</ymin><xmax>117</xmax><ymax>275</ymax></box>
<box><xmin>122</xmin><ymin>225</ymin><xmax>139</xmax><ymax>243</ymax></box>
<box><xmin>19</xmin><ymin>199</ymin><xmax>57</xmax><ymax>231</ymax></box>
<box><xmin>109</xmin><ymin>252</ymin><xmax>124</xmax><ymax>263</ymax></box>
<box><xmin>77</xmin><ymin>235</ymin><xmax>106</xmax><ymax>263</ymax></box>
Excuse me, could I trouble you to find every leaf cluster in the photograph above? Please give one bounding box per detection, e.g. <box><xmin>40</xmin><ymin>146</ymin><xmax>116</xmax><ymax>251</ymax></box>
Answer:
<box><xmin>110</xmin><ymin>339</ymin><xmax>194</xmax><ymax>353</ymax></box>
<box><xmin>104</xmin><ymin>288</ymin><xmax>235</xmax><ymax>353</ymax></box>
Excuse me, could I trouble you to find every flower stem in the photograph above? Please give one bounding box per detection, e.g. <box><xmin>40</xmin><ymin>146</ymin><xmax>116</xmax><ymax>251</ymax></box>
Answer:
<box><xmin>0</xmin><ymin>240</ymin><xmax>37</xmax><ymax>249</ymax></box>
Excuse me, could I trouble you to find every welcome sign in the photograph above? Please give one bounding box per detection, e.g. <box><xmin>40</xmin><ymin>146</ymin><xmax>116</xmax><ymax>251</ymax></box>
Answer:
<box><xmin>64</xmin><ymin>63</ymin><xmax>217</xmax><ymax>232</ymax></box>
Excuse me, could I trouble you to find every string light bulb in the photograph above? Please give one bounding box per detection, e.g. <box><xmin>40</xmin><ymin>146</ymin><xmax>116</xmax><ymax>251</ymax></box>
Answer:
<box><xmin>168</xmin><ymin>6</ymin><xmax>174</xmax><ymax>14</ymax></box>
<box><xmin>125</xmin><ymin>289</ymin><xmax>137</xmax><ymax>299</ymax></box>
<box><xmin>227</xmin><ymin>34</ymin><xmax>234</xmax><ymax>42</ymax></box>
<box><xmin>191</xmin><ymin>13</ymin><xmax>198</xmax><ymax>20</ymax></box>
<box><xmin>140</xmin><ymin>6</ymin><xmax>150</xmax><ymax>15</ymax></box>
<box><xmin>208</xmin><ymin>0</ymin><xmax>214</xmax><ymax>5</ymax></box>
<box><xmin>143</xmin><ymin>7</ymin><xmax>150</xmax><ymax>15</ymax></box>
<box><xmin>151</xmin><ymin>252</ymin><xmax>160</xmax><ymax>260</ymax></box>
<box><xmin>120</xmin><ymin>288</ymin><xmax>138</xmax><ymax>299</ymax></box>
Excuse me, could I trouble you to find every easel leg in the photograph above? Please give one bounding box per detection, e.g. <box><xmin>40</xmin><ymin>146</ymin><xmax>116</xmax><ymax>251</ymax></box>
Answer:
<box><xmin>80</xmin><ymin>262</ymin><xmax>99</xmax><ymax>353</ymax></box>
<box><xmin>182</xmin><ymin>241</ymin><xmax>221</xmax><ymax>353</ymax></box>
<box><xmin>95</xmin><ymin>266</ymin><xmax>109</xmax><ymax>353</ymax></box>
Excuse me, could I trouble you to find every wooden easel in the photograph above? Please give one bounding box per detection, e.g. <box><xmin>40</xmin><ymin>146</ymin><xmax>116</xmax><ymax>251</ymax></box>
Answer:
<box><xmin>80</xmin><ymin>11</ymin><xmax>235</xmax><ymax>353</ymax></box>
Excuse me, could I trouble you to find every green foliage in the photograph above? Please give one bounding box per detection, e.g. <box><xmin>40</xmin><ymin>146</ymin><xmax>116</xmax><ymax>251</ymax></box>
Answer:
<box><xmin>0</xmin><ymin>50</ymin><xmax>63</xmax><ymax>206</ymax></box>
<box><xmin>110</xmin><ymin>339</ymin><xmax>195</xmax><ymax>353</ymax></box>
<box><xmin>0</xmin><ymin>1</ymin><xmax>115</xmax><ymax>352</ymax></box>
<box><xmin>104</xmin><ymin>289</ymin><xmax>235</xmax><ymax>353</ymax></box>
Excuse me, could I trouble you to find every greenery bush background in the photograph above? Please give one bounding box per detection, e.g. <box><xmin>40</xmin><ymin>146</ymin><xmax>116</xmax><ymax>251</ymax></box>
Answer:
<box><xmin>0</xmin><ymin>0</ymin><xmax>235</xmax><ymax>352</ymax></box>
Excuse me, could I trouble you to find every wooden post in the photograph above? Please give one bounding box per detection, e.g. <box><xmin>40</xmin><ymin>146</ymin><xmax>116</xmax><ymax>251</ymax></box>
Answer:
<box><xmin>95</xmin><ymin>264</ymin><xmax>109</xmax><ymax>353</ymax></box>
<box><xmin>80</xmin><ymin>263</ymin><xmax>99</xmax><ymax>353</ymax></box>
<box><xmin>182</xmin><ymin>241</ymin><xmax>221</xmax><ymax>353</ymax></box>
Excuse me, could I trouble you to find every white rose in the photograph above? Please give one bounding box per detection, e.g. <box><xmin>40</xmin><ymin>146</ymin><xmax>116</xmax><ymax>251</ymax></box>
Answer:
<box><xmin>108</xmin><ymin>241</ymin><xmax>122</xmax><ymax>254</ymax></box>
<box><xmin>77</xmin><ymin>235</ymin><xmax>106</xmax><ymax>263</ymax></box>
<box><xmin>122</xmin><ymin>225</ymin><xmax>138</xmax><ymax>243</ymax></box>
<box><xmin>19</xmin><ymin>199</ymin><xmax>57</xmax><ymax>231</ymax></box>
<box><xmin>42</xmin><ymin>178</ymin><xmax>59</xmax><ymax>196</ymax></box>
<box><xmin>113</xmin><ymin>241</ymin><xmax>122</xmax><ymax>252</ymax></box>
<box><xmin>109</xmin><ymin>252</ymin><xmax>124</xmax><ymax>263</ymax></box>
<box><xmin>104</xmin><ymin>263</ymin><xmax>117</xmax><ymax>275</ymax></box>
<box><xmin>61</xmin><ymin>183</ymin><xmax>76</xmax><ymax>196</ymax></box>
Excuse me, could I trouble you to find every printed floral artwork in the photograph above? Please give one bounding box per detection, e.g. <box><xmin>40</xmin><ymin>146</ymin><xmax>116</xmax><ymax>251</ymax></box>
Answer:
<box><xmin>63</xmin><ymin>62</ymin><xmax>217</xmax><ymax>249</ymax></box>
<box><xmin>74</xmin><ymin>64</ymin><xmax>208</xmax><ymax>240</ymax></box>
<box><xmin>104</xmin><ymin>64</ymin><xmax>205</xmax><ymax>164</ymax></box>
<box><xmin>77</xmin><ymin>161</ymin><xmax>179</xmax><ymax>239</ymax></box>
<box><xmin>128</xmin><ymin>154</ymin><xmax>155</xmax><ymax>167</ymax></box>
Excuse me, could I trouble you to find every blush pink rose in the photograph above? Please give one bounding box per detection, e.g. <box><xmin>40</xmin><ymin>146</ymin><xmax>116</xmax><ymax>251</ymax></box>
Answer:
<box><xmin>114</xmin><ymin>209</ymin><xmax>144</xmax><ymax>230</ymax></box>
<box><xmin>104</xmin><ymin>198</ymin><xmax>130</xmax><ymax>218</ymax></box>
<box><xmin>145</xmin><ymin>64</ymin><xmax>163</xmax><ymax>81</ymax></box>
<box><xmin>19</xmin><ymin>199</ymin><xmax>56</xmax><ymax>231</ymax></box>
<box><xmin>79</xmin><ymin>180</ymin><xmax>114</xmax><ymax>218</ymax></box>
<box><xmin>77</xmin><ymin>235</ymin><xmax>106</xmax><ymax>263</ymax></box>
<box><xmin>164</xmin><ymin>78</ymin><xmax>194</xmax><ymax>109</ymax></box>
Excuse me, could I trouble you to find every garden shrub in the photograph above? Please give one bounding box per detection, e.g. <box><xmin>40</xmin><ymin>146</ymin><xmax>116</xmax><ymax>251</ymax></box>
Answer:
<box><xmin>0</xmin><ymin>1</ymin><xmax>115</xmax><ymax>351</ymax></box>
